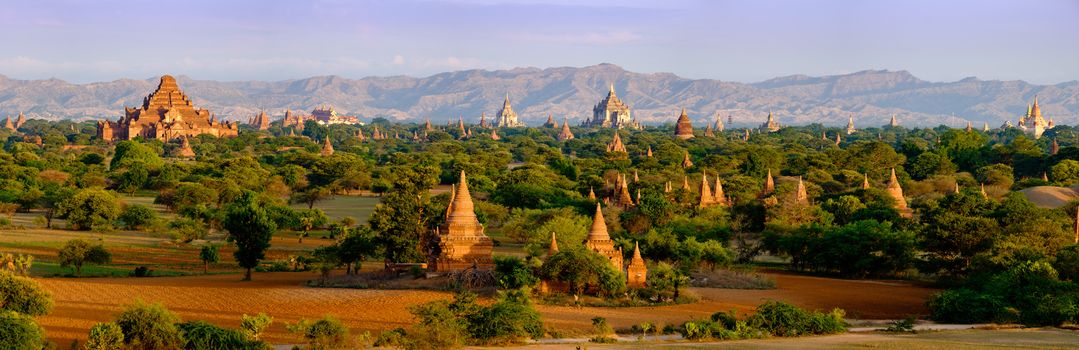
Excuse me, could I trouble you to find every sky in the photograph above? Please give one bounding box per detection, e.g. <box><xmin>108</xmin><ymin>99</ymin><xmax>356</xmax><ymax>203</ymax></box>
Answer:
<box><xmin>0</xmin><ymin>0</ymin><xmax>1077</xmax><ymax>84</ymax></box>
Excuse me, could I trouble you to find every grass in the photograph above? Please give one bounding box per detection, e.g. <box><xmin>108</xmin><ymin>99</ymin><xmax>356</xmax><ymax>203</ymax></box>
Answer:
<box><xmin>692</xmin><ymin>267</ymin><xmax>778</xmax><ymax>290</ymax></box>
<box><xmin>289</xmin><ymin>195</ymin><xmax>380</xmax><ymax>223</ymax></box>
<box><xmin>31</xmin><ymin>261</ymin><xmax>189</xmax><ymax>278</ymax></box>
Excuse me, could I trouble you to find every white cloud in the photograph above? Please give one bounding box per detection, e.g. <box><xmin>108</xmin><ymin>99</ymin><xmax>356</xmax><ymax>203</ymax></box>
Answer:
<box><xmin>392</xmin><ymin>54</ymin><xmax>406</xmax><ymax>65</ymax></box>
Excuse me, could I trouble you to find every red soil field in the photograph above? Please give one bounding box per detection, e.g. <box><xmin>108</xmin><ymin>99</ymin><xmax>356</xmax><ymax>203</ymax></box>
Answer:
<box><xmin>34</xmin><ymin>271</ymin><xmax>937</xmax><ymax>345</ymax></box>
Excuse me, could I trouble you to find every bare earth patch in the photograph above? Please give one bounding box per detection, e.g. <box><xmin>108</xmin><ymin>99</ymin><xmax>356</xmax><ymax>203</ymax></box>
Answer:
<box><xmin>35</xmin><ymin>270</ymin><xmax>937</xmax><ymax>345</ymax></box>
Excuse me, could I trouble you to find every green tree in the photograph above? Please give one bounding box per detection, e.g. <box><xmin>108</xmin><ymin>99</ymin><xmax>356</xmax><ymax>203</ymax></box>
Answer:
<box><xmin>119</xmin><ymin>204</ymin><xmax>158</xmax><ymax>230</ymax></box>
<box><xmin>976</xmin><ymin>164</ymin><xmax>1015</xmax><ymax>189</ymax></box>
<box><xmin>1051</xmin><ymin>159</ymin><xmax>1079</xmax><ymax>185</ymax></box>
<box><xmin>114</xmin><ymin>301</ymin><xmax>184</xmax><ymax>350</ymax></box>
<box><xmin>223</xmin><ymin>191</ymin><xmax>277</xmax><ymax>281</ymax></box>
<box><xmin>540</xmin><ymin>249</ymin><xmax>625</xmax><ymax>296</ymax></box>
<box><xmin>0</xmin><ymin>310</ymin><xmax>45</xmax><ymax>350</ymax></box>
<box><xmin>56</xmin><ymin>188</ymin><xmax>120</xmax><ymax>230</ymax></box>
<box><xmin>110</xmin><ymin>140</ymin><xmax>164</xmax><ymax>170</ymax></box>
<box><xmin>58</xmin><ymin>239</ymin><xmax>112</xmax><ymax>276</ymax></box>
<box><xmin>85</xmin><ymin>322</ymin><xmax>125</xmax><ymax>350</ymax></box>
<box><xmin>0</xmin><ymin>272</ymin><xmax>53</xmax><ymax>316</ymax></box>
<box><xmin>295</xmin><ymin>209</ymin><xmax>329</xmax><ymax>243</ymax></box>
<box><xmin>240</xmin><ymin>313</ymin><xmax>273</xmax><ymax>341</ymax></box>
<box><xmin>369</xmin><ymin>167</ymin><xmax>436</xmax><ymax>263</ymax></box>
<box><xmin>199</xmin><ymin>244</ymin><xmax>220</xmax><ymax>274</ymax></box>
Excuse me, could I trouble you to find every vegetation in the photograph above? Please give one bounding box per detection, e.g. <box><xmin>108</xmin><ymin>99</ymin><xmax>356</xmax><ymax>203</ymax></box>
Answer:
<box><xmin>223</xmin><ymin>191</ymin><xmax>277</xmax><ymax>281</ymax></box>
<box><xmin>57</xmin><ymin>239</ymin><xmax>112</xmax><ymax>276</ymax></box>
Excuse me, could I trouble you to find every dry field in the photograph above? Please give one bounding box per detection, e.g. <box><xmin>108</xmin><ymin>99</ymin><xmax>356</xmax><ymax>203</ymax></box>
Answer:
<box><xmin>33</xmin><ymin>269</ymin><xmax>937</xmax><ymax>346</ymax></box>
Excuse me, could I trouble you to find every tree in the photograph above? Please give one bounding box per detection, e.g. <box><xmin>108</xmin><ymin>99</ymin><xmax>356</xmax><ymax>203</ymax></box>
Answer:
<box><xmin>119</xmin><ymin>204</ymin><xmax>157</xmax><ymax>230</ymax></box>
<box><xmin>114</xmin><ymin>301</ymin><xmax>184</xmax><ymax>350</ymax></box>
<box><xmin>1051</xmin><ymin>159</ymin><xmax>1079</xmax><ymax>185</ymax></box>
<box><xmin>223</xmin><ymin>191</ymin><xmax>277</xmax><ymax>281</ymax></box>
<box><xmin>648</xmin><ymin>262</ymin><xmax>690</xmax><ymax>299</ymax></box>
<box><xmin>540</xmin><ymin>249</ymin><xmax>625</xmax><ymax>296</ymax></box>
<box><xmin>240</xmin><ymin>313</ymin><xmax>273</xmax><ymax>341</ymax></box>
<box><xmin>58</xmin><ymin>239</ymin><xmax>111</xmax><ymax>276</ymax></box>
<box><xmin>199</xmin><ymin>244</ymin><xmax>220</xmax><ymax>274</ymax></box>
<box><xmin>85</xmin><ymin>322</ymin><xmax>125</xmax><ymax>350</ymax></box>
<box><xmin>295</xmin><ymin>209</ymin><xmax>329</xmax><ymax>243</ymax></box>
<box><xmin>110</xmin><ymin>140</ymin><xmax>164</xmax><ymax>170</ymax></box>
<box><xmin>369</xmin><ymin>167</ymin><xmax>436</xmax><ymax>264</ymax></box>
<box><xmin>0</xmin><ymin>310</ymin><xmax>45</xmax><ymax>350</ymax></box>
<box><xmin>55</xmin><ymin>189</ymin><xmax>120</xmax><ymax>230</ymax></box>
<box><xmin>976</xmin><ymin>164</ymin><xmax>1015</xmax><ymax>189</ymax></box>
<box><xmin>291</xmin><ymin>186</ymin><xmax>331</xmax><ymax>210</ymax></box>
<box><xmin>0</xmin><ymin>272</ymin><xmax>53</xmax><ymax>316</ymax></box>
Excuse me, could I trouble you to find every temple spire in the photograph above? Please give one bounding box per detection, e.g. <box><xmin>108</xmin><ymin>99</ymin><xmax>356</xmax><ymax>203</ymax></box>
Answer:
<box><xmin>699</xmin><ymin>173</ymin><xmax>715</xmax><ymax>208</ymax></box>
<box><xmin>763</xmin><ymin>169</ymin><xmax>775</xmax><ymax>195</ymax></box>
<box><xmin>862</xmin><ymin>173</ymin><xmax>870</xmax><ymax>190</ymax></box>
<box><xmin>795</xmin><ymin>176</ymin><xmax>808</xmax><ymax>204</ymax></box>
<box><xmin>548</xmin><ymin>232</ymin><xmax>559</xmax><ymax>257</ymax></box>
<box><xmin>587</xmin><ymin>203</ymin><xmax>610</xmax><ymax>241</ymax></box>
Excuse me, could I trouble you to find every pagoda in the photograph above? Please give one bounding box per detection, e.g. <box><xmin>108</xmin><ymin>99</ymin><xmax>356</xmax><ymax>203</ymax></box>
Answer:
<box><xmin>713</xmin><ymin>176</ymin><xmax>728</xmax><ymax>206</ymax></box>
<box><xmin>762</xmin><ymin>169</ymin><xmax>775</xmax><ymax>197</ymax></box>
<box><xmin>250</xmin><ymin>111</ymin><xmax>270</xmax><ymax>130</ymax></box>
<box><xmin>626</xmin><ymin>242</ymin><xmax>648</xmax><ymax>288</ymax></box>
<box><xmin>543</xmin><ymin>114</ymin><xmax>557</xmax><ymax>128</ymax></box>
<box><xmin>845</xmin><ymin>114</ymin><xmax>856</xmax><ymax>135</ymax></box>
<box><xmin>760</xmin><ymin>110</ymin><xmax>782</xmax><ymax>132</ymax></box>
<box><xmin>557</xmin><ymin>117</ymin><xmax>575</xmax><ymax>141</ymax></box>
<box><xmin>1018</xmin><ymin>96</ymin><xmax>1053</xmax><ymax>139</ymax></box>
<box><xmin>14</xmin><ymin>113</ymin><xmax>25</xmax><ymax>128</ymax></box>
<box><xmin>431</xmin><ymin>171</ymin><xmax>494</xmax><ymax>272</ymax></box>
<box><xmin>496</xmin><ymin>94</ymin><xmax>525</xmax><ymax>127</ymax></box>
<box><xmin>674</xmin><ymin>108</ymin><xmax>695</xmax><ymax>139</ymax></box>
<box><xmin>175</xmin><ymin>137</ymin><xmax>195</xmax><ymax>158</ymax></box>
<box><xmin>795</xmin><ymin>177</ymin><xmax>809</xmax><ymax>204</ymax></box>
<box><xmin>3</xmin><ymin>117</ymin><xmax>14</xmax><ymax>131</ymax></box>
<box><xmin>886</xmin><ymin>168</ymin><xmax>913</xmax><ymax>218</ymax></box>
<box><xmin>584</xmin><ymin>203</ymin><xmax>623</xmax><ymax>272</ymax></box>
<box><xmin>715</xmin><ymin>113</ymin><xmax>725</xmax><ymax>132</ymax></box>
<box><xmin>97</xmin><ymin>75</ymin><xmax>238</xmax><ymax>141</ymax></box>
<box><xmin>320</xmin><ymin>136</ymin><xmax>334</xmax><ymax>156</ymax></box>
<box><xmin>606</xmin><ymin>132</ymin><xmax>627</xmax><ymax>153</ymax></box>
<box><xmin>698</xmin><ymin>173</ymin><xmax>717</xmax><ymax>208</ymax></box>
<box><xmin>585</xmin><ymin>84</ymin><xmax>640</xmax><ymax>129</ymax></box>
<box><xmin>681</xmin><ymin>151</ymin><xmax>693</xmax><ymax>168</ymax></box>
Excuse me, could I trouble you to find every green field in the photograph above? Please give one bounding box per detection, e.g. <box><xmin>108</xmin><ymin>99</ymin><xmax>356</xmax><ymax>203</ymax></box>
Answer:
<box><xmin>289</xmin><ymin>195</ymin><xmax>381</xmax><ymax>223</ymax></box>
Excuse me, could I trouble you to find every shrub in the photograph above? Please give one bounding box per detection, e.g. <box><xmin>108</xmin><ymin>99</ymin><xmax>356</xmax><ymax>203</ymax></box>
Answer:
<box><xmin>169</xmin><ymin>218</ymin><xmax>208</xmax><ymax>244</ymax></box>
<box><xmin>746</xmin><ymin>301</ymin><xmax>846</xmax><ymax>336</ymax></box>
<box><xmin>85</xmin><ymin>322</ymin><xmax>125</xmax><ymax>350</ymax></box>
<box><xmin>465</xmin><ymin>292</ymin><xmax>543</xmax><ymax>343</ymax></box>
<box><xmin>58</xmin><ymin>239</ymin><xmax>112</xmax><ymax>276</ymax></box>
<box><xmin>493</xmin><ymin>256</ymin><xmax>538</xmax><ymax>290</ymax></box>
<box><xmin>133</xmin><ymin>266</ymin><xmax>152</xmax><ymax>277</ymax></box>
<box><xmin>0</xmin><ymin>310</ymin><xmax>45</xmax><ymax>350</ymax></box>
<box><xmin>0</xmin><ymin>272</ymin><xmax>53</xmax><ymax>316</ymax></box>
<box><xmin>287</xmin><ymin>316</ymin><xmax>350</xmax><ymax>350</ymax></box>
<box><xmin>115</xmin><ymin>301</ymin><xmax>184</xmax><ymax>350</ymax></box>
<box><xmin>240</xmin><ymin>313</ymin><xmax>273</xmax><ymax>340</ymax></box>
<box><xmin>119</xmin><ymin>204</ymin><xmax>158</xmax><ymax>230</ymax></box>
<box><xmin>177</xmin><ymin>320</ymin><xmax>269</xmax><ymax>350</ymax></box>
<box><xmin>541</xmin><ymin>248</ymin><xmax>625</xmax><ymax>296</ymax></box>
<box><xmin>1054</xmin><ymin>245</ymin><xmax>1079</xmax><ymax>281</ymax></box>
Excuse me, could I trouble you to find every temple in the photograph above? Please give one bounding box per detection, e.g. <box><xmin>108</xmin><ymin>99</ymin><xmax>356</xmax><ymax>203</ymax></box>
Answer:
<box><xmin>496</xmin><ymin>95</ymin><xmax>525</xmax><ymax>127</ymax></box>
<box><xmin>845</xmin><ymin>114</ymin><xmax>856</xmax><ymax>135</ymax></box>
<box><xmin>626</xmin><ymin>242</ymin><xmax>647</xmax><ymax>288</ymax></box>
<box><xmin>557</xmin><ymin>117</ymin><xmax>575</xmax><ymax>141</ymax></box>
<box><xmin>97</xmin><ymin>75</ymin><xmax>238</xmax><ymax>141</ymax></box>
<box><xmin>585</xmin><ymin>203</ymin><xmax>623</xmax><ymax>273</ymax></box>
<box><xmin>760</xmin><ymin>111</ymin><xmax>782</xmax><ymax>132</ymax></box>
<box><xmin>431</xmin><ymin>171</ymin><xmax>494</xmax><ymax>272</ymax></box>
<box><xmin>606</xmin><ymin>132</ymin><xmax>627</xmax><ymax>153</ymax></box>
<box><xmin>886</xmin><ymin>168</ymin><xmax>913</xmax><ymax>218</ymax></box>
<box><xmin>584</xmin><ymin>84</ymin><xmax>640</xmax><ymax>129</ymax></box>
<box><xmin>1018</xmin><ymin>97</ymin><xmax>1053</xmax><ymax>139</ymax></box>
<box><xmin>698</xmin><ymin>173</ymin><xmax>716</xmax><ymax>208</ymax></box>
<box><xmin>249</xmin><ymin>111</ymin><xmax>270</xmax><ymax>130</ymax></box>
<box><xmin>674</xmin><ymin>108</ymin><xmax>695</xmax><ymax>139</ymax></box>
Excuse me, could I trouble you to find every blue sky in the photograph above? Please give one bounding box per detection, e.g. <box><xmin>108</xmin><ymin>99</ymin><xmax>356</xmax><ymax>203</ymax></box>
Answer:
<box><xmin>0</xmin><ymin>0</ymin><xmax>1076</xmax><ymax>84</ymax></box>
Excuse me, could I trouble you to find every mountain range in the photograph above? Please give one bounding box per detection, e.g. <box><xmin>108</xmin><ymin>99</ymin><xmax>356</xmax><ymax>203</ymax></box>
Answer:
<box><xmin>0</xmin><ymin>63</ymin><xmax>1076</xmax><ymax>128</ymax></box>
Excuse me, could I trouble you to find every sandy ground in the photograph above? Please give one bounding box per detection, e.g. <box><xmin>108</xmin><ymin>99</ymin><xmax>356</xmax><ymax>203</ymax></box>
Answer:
<box><xmin>35</xmin><ymin>270</ymin><xmax>937</xmax><ymax>346</ymax></box>
<box><xmin>1021</xmin><ymin>185</ymin><xmax>1079</xmax><ymax>208</ymax></box>
<box><xmin>480</xmin><ymin>328</ymin><xmax>1079</xmax><ymax>350</ymax></box>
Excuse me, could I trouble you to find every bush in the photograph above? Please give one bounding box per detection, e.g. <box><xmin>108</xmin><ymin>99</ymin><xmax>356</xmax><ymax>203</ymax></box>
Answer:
<box><xmin>493</xmin><ymin>256</ymin><xmax>538</xmax><ymax>290</ymax></box>
<box><xmin>133</xmin><ymin>266</ymin><xmax>152</xmax><ymax>277</ymax></box>
<box><xmin>466</xmin><ymin>292</ymin><xmax>543</xmax><ymax>343</ymax></box>
<box><xmin>1054</xmin><ymin>245</ymin><xmax>1079</xmax><ymax>281</ymax></box>
<box><xmin>177</xmin><ymin>320</ymin><xmax>269</xmax><ymax>350</ymax></box>
<box><xmin>0</xmin><ymin>310</ymin><xmax>45</xmax><ymax>350</ymax></box>
<box><xmin>240</xmin><ymin>313</ymin><xmax>273</xmax><ymax>340</ymax></box>
<box><xmin>288</xmin><ymin>316</ymin><xmax>350</xmax><ymax>350</ymax></box>
<box><xmin>746</xmin><ymin>301</ymin><xmax>846</xmax><ymax>336</ymax></box>
<box><xmin>115</xmin><ymin>301</ymin><xmax>184</xmax><ymax>350</ymax></box>
<box><xmin>541</xmin><ymin>249</ymin><xmax>625</xmax><ymax>296</ymax></box>
<box><xmin>119</xmin><ymin>204</ymin><xmax>158</xmax><ymax>230</ymax></box>
<box><xmin>928</xmin><ymin>288</ymin><xmax>1008</xmax><ymax>324</ymax></box>
<box><xmin>85</xmin><ymin>322</ymin><xmax>125</xmax><ymax>350</ymax></box>
<box><xmin>0</xmin><ymin>272</ymin><xmax>53</xmax><ymax>316</ymax></box>
<box><xmin>168</xmin><ymin>218</ymin><xmax>208</xmax><ymax>244</ymax></box>
<box><xmin>58</xmin><ymin>239</ymin><xmax>112</xmax><ymax>276</ymax></box>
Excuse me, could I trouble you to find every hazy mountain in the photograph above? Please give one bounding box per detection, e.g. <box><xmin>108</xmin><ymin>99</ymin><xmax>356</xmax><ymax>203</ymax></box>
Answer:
<box><xmin>0</xmin><ymin>64</ymin><xmax>1076</xmax><ymax>128</ymax></box>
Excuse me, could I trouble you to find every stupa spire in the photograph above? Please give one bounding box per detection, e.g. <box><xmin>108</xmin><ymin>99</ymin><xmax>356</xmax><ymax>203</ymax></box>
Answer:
<box><xmin>587</xmin><ymin>203</ymin><xmax>610</xmax><ymax>241</ymax></box>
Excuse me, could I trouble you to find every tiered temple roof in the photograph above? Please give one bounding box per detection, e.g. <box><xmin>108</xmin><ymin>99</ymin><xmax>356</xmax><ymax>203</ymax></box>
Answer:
<box><xmin>674</xmin><ymin>108</ymin><xmax>695</xmax><ymax>139</ymax></box>
<box><xmin>760</xmin><ymin>111</ymin><xmax>782</xmax><ymax>132</ymax></box>
<box><xmin>607</xmin><ymin>132</ymin><xmax>627</xmax><ymax>153</ymax></box>
<box><xmin>496</xmin><ymin>94</ymin><xmax>525</xmax><ymax>127</ymax></box>
<box><xmin>886</xmin><ymin>168</ymin><xmax>913</xmax><ymax>218</ymax></box>
<box><xmin>320</xmin><ymin>136</ymin><xmax>334</xmax><ymax>156</ymax></box>
<box><xmin>698</xmin><ymin>173</ymin><xmax>716</xmax><ymax>208</ymax></box>
<box><xmin>557</xmin><ymin>117</ymin><xmax>575</xmax><ymax>141</ymax></box>
<box><xmin>626</xmin><ymin>242</ymin><xmax>648</xmax><ymax>288</ymax></box>
<box><xmin>585</xmin><ymin>203</ymin><xmax>623</xmax><ymax>272</ymax></box>
<box><xmin>432</xmin><ymin>171</ymin><xmax>494</xmax><ymax>272</ymax></box>
<box><xmin>97</xmin><ymin>75</ymin><xmax>238</xmax><ymax>141</ymax></box>
<box><xmin>846</xmin><ymin>114</ymin><xmax>856</xmax><ymax>135</ymax></box>
<box><xmin>585</xmin><ymin>84</ymin><xmax>640</xmax><ymax>129</ymax></box>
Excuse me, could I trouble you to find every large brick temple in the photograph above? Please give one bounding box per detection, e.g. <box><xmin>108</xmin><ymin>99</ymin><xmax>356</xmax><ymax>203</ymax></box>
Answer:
<box><xmin>430</xmin><ymin>171</ymin><xmax>494</xmax><ymax>272</ymax></box>
<box><xmin>97</xmin><ymin>75</ymin><xmax>238</xmax><ymax>141</ymax></box>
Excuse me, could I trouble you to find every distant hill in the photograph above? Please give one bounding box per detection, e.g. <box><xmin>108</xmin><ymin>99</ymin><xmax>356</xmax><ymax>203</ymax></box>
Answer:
<box><xmin>0</xmin><ymin>63</ymin><xmax>1076</xmax><ymax>127</ymax></box>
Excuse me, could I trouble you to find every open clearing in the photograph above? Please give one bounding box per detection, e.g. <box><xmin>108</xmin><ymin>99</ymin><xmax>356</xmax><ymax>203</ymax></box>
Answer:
<box><xmin>34</xmin><ymin>269</ymin><xmax>937</xmax><ymax>345</ymax></box>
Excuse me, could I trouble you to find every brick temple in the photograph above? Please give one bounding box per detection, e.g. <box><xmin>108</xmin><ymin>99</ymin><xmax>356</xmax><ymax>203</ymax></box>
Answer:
<box><xmin>97</xmin><ymin>75</ymin><xmax>237</xmax><ymax>141</ymax></box>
